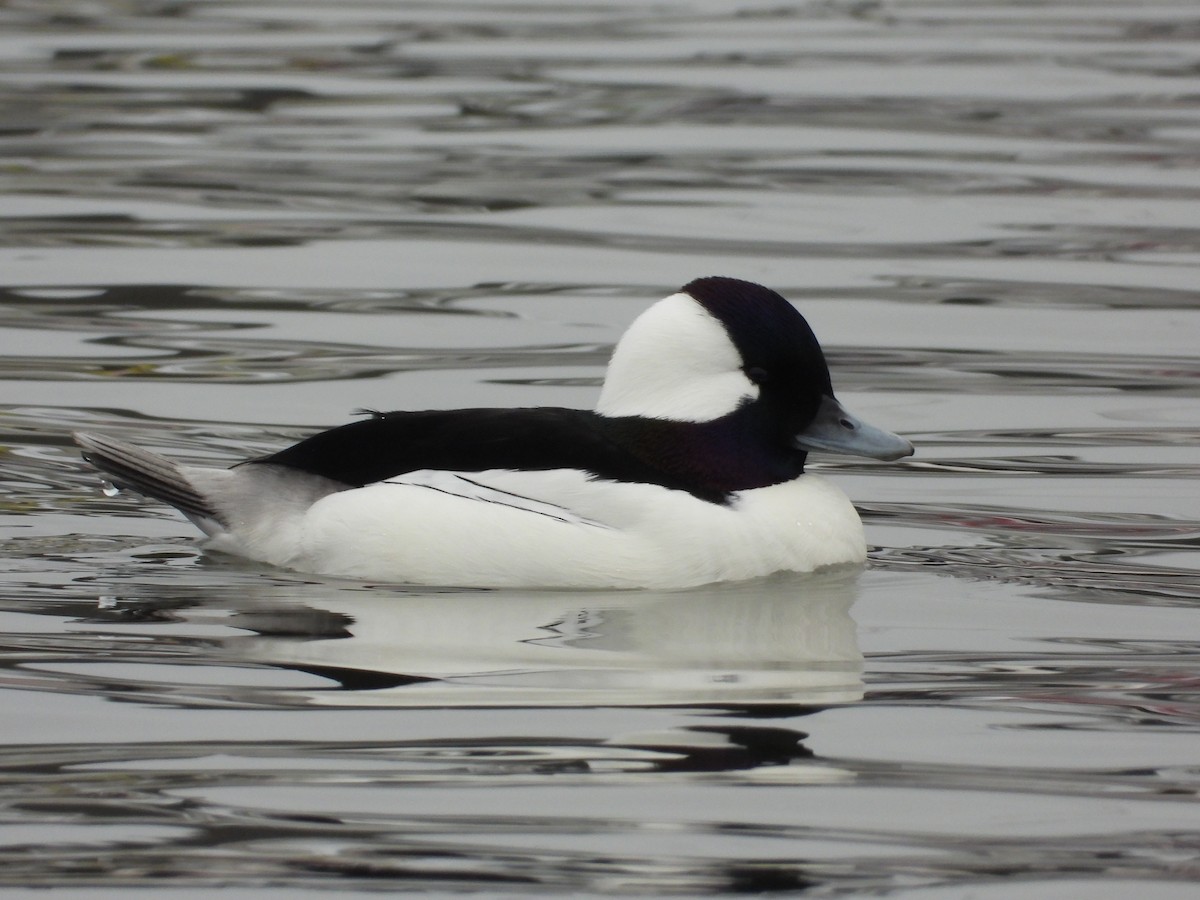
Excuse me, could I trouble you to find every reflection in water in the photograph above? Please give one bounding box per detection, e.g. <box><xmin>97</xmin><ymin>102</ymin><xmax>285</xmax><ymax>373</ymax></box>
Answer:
<box><xmin>4</xmin><ymin>562</ymin><xmax>862</xmax><ymax>892</ymax></box>
<box><xmin>70</xmin><ymin>568</ymin><xmax>862</xmax><ymax>711</ymax></box>
<box><xmin>218</xmin><ymin>570</ymin><xmax>863</xmax><ymax>709</ymax></box>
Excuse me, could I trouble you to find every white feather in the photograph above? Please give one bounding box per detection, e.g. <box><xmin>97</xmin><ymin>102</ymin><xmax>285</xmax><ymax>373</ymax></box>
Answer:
<box><xmin>203</xmin><ymin>467</ymin><xmax>866</xmax><ymax>589</ymax></box>
<box><xmin>596</xmin><ymin>292</ymin><xmax>758</xmax><ymax>421</ymax></box>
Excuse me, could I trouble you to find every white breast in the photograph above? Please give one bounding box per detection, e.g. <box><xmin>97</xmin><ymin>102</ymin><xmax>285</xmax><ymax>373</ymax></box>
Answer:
<box><xmin>228</xmin><ymin>468</ymin><xmax>867</xmax><ymax>589</ymax></box>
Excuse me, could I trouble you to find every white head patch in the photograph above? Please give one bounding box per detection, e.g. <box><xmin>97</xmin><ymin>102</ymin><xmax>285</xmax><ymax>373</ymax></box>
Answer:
<box><xmin>596</xmin><ymin>292</ymin><xmax>758</xmax><ymax>422</ymax></box>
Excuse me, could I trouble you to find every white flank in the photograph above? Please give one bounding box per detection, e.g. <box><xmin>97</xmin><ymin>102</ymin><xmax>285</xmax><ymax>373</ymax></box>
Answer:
<box><xmin>203</xmin><ymin>467</ymin><xmax>867</xmax><ymax>589</ymax></box>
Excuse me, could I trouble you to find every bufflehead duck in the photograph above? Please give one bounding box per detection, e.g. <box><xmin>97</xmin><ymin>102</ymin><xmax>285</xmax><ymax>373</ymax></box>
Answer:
<box><xmin>75</xmin><ymin>277</ymin><xmax>912</xmax><ymax>589</ymax></box>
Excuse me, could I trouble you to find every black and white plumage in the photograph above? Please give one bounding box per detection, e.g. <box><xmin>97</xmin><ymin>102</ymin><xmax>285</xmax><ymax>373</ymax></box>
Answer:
<box><xmin>75</xmin><ymin>277</ymin><xmax>913</xmax><ymax>588</ymax></box>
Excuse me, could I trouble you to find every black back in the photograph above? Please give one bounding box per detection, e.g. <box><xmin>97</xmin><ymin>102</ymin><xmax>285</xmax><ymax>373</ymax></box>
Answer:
<box><xmin>251</xmin><ymin>406</ymin><xmax>808</xmax><ymax>505</ymax></box>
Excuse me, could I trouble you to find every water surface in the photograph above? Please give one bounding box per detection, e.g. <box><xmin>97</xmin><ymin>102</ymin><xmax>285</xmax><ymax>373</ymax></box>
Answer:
<box><xmin>1</xmin><ymin>0</ymin><xmax>1199</xmax><ymax>896</ymax></box>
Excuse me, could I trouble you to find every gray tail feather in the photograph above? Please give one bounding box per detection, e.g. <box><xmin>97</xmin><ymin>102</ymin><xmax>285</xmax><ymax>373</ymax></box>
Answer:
<box><xmin>73</xmin><ymin>431</ymin><xmax>221</xmax><ymax>524</ymax></box>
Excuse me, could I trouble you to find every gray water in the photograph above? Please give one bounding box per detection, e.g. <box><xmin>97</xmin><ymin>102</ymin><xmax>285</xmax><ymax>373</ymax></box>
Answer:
<box><xmin>2</xmin><ymin>0</ymin><xmax>1199</xmax><ymax>895</ymax></box>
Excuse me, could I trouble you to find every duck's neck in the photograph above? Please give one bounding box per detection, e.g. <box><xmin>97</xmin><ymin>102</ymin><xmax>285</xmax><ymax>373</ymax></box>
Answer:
<box><xmin>601</xmin><ymin>411</ymin><xmax>806</xmax><ymax>503</ymax></box>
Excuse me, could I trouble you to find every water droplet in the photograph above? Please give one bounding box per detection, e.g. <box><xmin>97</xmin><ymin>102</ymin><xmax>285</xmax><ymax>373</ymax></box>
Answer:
<box><xmin>101</xmin><ymin>481</ymin><xmax>121</xmax><ymax>497</ymax></box>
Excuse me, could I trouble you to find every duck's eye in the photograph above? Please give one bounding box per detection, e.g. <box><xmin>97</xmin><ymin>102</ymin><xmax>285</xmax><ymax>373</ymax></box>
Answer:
<box><xmin>745</xmin><ymin>366</ymin><xmax>770</xmax><ymax>385</ymax></box>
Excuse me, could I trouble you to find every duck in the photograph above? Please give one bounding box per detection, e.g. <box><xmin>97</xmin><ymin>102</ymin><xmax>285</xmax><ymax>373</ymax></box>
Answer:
<box><xmin>74</xmin><ymin>276</ymin><xmax>913</xmax><ymax>589</ymax></box>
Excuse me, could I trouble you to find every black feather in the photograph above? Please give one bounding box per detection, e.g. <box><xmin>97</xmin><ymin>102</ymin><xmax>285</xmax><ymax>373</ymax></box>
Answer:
<box><xmin>74</xmin><ymin>432</ymin><xmax>219</xmax><ymax>522</ymax></box>
<box><xmin>248</xmin><ymin>407</ymin><xmax>806</xmax><ymax>504</ymax></box>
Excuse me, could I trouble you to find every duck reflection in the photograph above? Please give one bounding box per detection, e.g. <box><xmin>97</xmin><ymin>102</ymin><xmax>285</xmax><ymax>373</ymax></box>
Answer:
<box><xmin>214</xmin><ymin>567</ymin><xmax>864</xmax><ymax>709</ymax></box>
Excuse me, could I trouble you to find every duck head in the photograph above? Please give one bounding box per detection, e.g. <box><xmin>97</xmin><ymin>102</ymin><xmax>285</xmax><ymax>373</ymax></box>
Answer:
<box><xmin>597</xmin><ymin>276</ymin><xmax>914</xmax><ymax>463</ymax></box>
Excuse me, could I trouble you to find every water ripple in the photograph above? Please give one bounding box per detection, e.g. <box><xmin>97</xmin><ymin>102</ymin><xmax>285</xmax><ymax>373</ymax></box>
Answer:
<box><xmin>3</xmin><ymin>0</ymin><xmax>1200</xmax><ymax>895</ymax></box>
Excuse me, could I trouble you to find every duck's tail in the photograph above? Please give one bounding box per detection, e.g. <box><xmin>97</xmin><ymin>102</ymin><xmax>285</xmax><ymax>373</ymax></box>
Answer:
<box><xmin>73</xmin><ymin>431</ymin><xmax>223</xmax><ymax>530</ymax></box>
